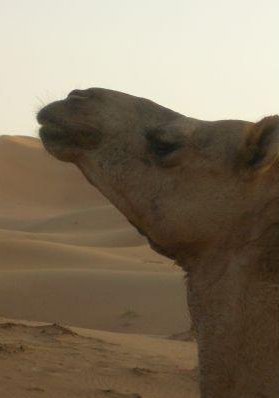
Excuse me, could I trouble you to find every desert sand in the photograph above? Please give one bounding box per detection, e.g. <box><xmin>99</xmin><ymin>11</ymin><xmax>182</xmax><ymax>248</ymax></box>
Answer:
<box><xmin>0</xmin><ymin>135</ymin><xmax>198</xmax><ymax>397</ymax></box>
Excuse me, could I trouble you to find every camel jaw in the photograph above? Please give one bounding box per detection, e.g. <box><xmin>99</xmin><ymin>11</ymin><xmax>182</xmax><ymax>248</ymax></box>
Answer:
<box><xmin>146</xmin><ymin>236</ymin><xmax>176</xmax><ymax>259</ymax></box>
<box><xmin>128</xmin><ymin>220</ymin><xmax>176</xmax><ymax>260</ymax></box>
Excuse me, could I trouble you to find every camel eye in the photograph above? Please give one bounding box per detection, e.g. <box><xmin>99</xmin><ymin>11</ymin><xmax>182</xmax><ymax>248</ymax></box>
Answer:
<box><xmin>149</xmin><ymin>139</ymin><xmax>181</xmax><ymax>157</ymax></box>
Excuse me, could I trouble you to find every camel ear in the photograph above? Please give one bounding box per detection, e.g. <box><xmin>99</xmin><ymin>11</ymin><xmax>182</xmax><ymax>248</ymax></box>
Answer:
<box><xmin>243</xmin><ymin>116</ymin><xmax>279</xmax><ymax>173</ymax></box>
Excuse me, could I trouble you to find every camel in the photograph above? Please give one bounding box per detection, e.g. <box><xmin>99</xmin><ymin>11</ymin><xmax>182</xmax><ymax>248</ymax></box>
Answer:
<box><xmin>37</xmin><ymin>88</ymin><xmax>279</xmax><ymax>398</ymax></box>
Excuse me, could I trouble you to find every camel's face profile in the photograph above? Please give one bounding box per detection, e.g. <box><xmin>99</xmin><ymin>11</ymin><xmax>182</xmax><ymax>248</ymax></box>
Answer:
<box><xmin>38</xmin><ymin>88</ymin><xmax>279</xmax><ymax>260</ymax></box>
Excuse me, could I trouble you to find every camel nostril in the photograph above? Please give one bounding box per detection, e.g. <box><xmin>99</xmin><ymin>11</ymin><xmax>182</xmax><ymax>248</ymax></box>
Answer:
<box><xmin>67</xmin><ymin>89</ymin><xmax>87</xmax><ymax>98</ymax></box>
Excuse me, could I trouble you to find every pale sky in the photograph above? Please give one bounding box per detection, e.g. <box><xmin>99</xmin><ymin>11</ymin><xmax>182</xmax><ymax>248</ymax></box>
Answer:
<box><xmin>1</xmin><ymin>0</ymin><xmax>278</xmax><ymax>136</ymax></box>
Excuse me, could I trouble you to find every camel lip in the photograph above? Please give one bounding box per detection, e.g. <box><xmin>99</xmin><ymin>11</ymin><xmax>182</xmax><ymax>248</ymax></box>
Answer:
<box><xmin>39</xmin><ymin>124</ymin><xmax>72</xmax><ymax>149</ymax></box>
<box><xmin>37</xmin><ymin>105</ymin><xmax>64</xmax><ymax>128</ymax></box>
<box><xmin>39</xmin><ymin>119</ymin><xmax>102</xmax><ymax>156</ymax></box>
<box><xmin>39</xmin><ymin>124</ymin><xmax>66</xmax><ymax>139</ymax></box>
<box><xmin>37</xmin><ymin>106</ymin><xmax>80</xmax><ymax>141</ymax></box>
<box><xmin>39</xmin><ymin>126</ymin><xmax>80</xmax><ymax>163</ymax></box>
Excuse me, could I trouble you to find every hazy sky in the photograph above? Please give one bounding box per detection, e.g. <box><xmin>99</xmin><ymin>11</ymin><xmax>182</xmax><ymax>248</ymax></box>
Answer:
<box><xmin>1</xmin><ymin>0</ymin><xmax>278</xmax><ymax>136</ymax></box>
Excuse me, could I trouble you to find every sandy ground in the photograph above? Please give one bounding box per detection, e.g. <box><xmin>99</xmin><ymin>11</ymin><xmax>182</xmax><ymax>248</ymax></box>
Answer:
<box><xmin>0</xmin><ymin>136</ymin><xmax>198</xmax><ymax>397</ymax></box>
<box><xmin>0</xmin><ymin>318</ymin><xmax>198</xmax><ymax>398</ymax></box>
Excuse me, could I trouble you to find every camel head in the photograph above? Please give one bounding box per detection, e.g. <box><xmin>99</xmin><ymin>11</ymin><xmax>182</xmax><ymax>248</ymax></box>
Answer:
<box><xmin>38</xmin><ymin>88</ymin><xmax>279</xmax><ymax>262</ymax></box>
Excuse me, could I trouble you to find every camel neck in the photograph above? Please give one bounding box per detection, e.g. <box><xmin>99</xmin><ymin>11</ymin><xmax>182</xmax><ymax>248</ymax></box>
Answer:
<box><xmin>183</xmin><ymin>240</ymin><xmax>279</xmax><ymax>398</ymax></box>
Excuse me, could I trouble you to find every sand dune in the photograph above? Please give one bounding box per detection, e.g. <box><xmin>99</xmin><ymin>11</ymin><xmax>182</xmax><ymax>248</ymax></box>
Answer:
<box><xmin>0</xmin><ymin>135</ymin><xmax>105</xmax><ymax>214</ymax></box>
<box><xmin>0</xmin><ymin>135</ymin><xmax>195</xmax><ymax>396</ymax></box>
<box><xmin>0</xmin><ymin>135</ymin><xmax>189</xmax><ymax>334</ymax></box>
